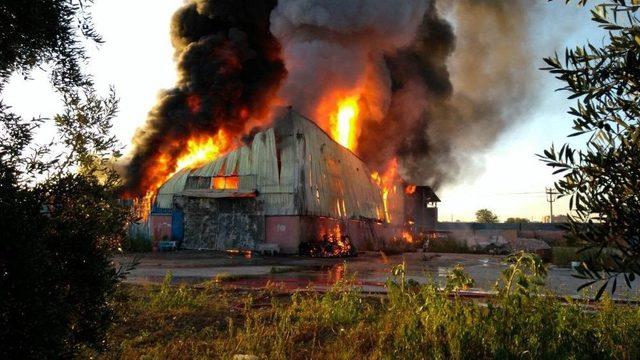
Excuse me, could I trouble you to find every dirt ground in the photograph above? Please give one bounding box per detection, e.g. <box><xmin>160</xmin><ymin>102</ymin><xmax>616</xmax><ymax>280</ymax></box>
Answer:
<box><xmin>115</xmin><ymin>250</ymin><xmax>640</xmax><ymax>299</ymax></box>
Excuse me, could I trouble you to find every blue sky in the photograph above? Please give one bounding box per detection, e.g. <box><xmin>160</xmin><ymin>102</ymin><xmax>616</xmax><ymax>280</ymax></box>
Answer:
<box><xmin>2</xmin><ymin>0</ymin><xmax>603</xmax><ymax>222</ymax></box>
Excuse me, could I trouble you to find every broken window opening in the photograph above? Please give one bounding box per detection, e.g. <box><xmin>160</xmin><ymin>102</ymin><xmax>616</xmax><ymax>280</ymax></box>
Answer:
<box><xmin>211</xmin><ymin>176</ymin><xmax>240</xmax><ymax>190</ymax></box>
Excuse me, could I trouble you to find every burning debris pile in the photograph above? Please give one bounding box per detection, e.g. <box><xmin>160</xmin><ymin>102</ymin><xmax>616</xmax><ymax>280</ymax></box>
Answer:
<box><xmin>299</xmin><ymin>225</ymin><xmax>357</xmax><ymax>258</ymax></box>
<box><xmin>123</xmin><ymin>0</ymin><xmax>536</xmax><ymax>254</ymax></box>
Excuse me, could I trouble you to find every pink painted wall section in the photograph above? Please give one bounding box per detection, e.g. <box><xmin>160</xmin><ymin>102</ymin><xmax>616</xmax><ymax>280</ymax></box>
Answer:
<box><xmin>264</xmin><ymin>216</ymin><xmax>408</xmax><ymax>254</ymax></box>
<box><xmin>265</xmin><ymin>216</ymin><xmax>301</xmax><ymax>254</ymax></box>
<box><xmin>149</xmin><ymin>214</ymin><xmax>172</xmax><ymax>243</ymax></box>
<box><xmin>297</xmin><ymin>217</ymin><xmax>397</xmax><ymax>252</ymax></box>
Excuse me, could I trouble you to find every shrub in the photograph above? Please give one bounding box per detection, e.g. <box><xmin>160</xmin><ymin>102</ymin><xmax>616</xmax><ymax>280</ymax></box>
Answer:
<box><xmin>0</xmin><ymin>173</ymin><xmax>131</xmax><ymax>358</ymax></box>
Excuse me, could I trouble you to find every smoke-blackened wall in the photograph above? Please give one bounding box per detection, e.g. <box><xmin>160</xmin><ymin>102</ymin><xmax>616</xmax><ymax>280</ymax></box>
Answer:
<box><xmin>124</xmin><ymin>0</ymin><xmax>286</xmax><ymax>196</ymax></box>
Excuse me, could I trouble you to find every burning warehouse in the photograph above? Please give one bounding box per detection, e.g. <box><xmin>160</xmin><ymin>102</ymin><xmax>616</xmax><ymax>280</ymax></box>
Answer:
<box><xmin>123</xmin><ymin>0</ymin><xmax>531</xmax><ymax>255</ymax></box>
<box><xmin>147</xmin><ymin>109</ymin><xmax>439</xmax><ymax>255</ymax></box>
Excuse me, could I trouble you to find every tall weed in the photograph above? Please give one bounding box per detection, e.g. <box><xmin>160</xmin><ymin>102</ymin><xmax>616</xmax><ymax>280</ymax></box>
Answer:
<box><xmin>95</xmin><ymin>254</ymin><xmax>640</xmax><ymax>359</ymax></box>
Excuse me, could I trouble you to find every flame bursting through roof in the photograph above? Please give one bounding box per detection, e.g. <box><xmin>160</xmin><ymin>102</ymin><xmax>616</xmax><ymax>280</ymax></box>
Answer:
<box><xmin>330</xmin><ymin>96</ymin><xmax>360</xmax><ymax>152</ymax></box>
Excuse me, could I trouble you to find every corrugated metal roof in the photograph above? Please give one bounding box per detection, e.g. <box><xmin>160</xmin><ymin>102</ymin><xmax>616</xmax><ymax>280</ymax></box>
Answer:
<box><xmin>154</xmin><ymin>109</ymin><xmax>386</xmax><ymax>220</ymax></box>
<box><xmin>288</xmin><ymin>111</ymin><xmax>383</xmax><ymax>219</ymax></box>
<box><xmin>156</xmin><ymin>168</ymin><xmax>191</xmax><ymax>209</ymax></box>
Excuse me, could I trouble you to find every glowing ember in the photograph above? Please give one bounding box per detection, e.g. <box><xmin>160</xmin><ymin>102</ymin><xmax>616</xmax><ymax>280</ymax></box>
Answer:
<box><xmin>405</xmin><ymin>185</ymin><xmax>416</xmax><ymax>195</ymax></box>
<box><xmin>330</xmin><ymin>96</ymin><xmax>359</xmax><ymax>151</ymax></box>
<box><xmin>402</xmin><ymin>231</ymin><xmax>414</xmax><ymax>243</ymax></box>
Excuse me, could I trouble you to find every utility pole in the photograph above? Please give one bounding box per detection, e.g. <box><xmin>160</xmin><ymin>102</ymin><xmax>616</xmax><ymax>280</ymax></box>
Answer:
<box><xmin>545</xmin><ymin>187</ymin><xmax>558</xmax><ymax>223</ymax></box>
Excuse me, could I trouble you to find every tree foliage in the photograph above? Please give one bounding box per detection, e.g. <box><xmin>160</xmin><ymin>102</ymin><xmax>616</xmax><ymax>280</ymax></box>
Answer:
<box><xmin>505</xmin><ymin>217</ymin><xmax>531</xmax><ymax>224</ymax></box>
<box><xmin>0</xmin><ymin>0</ymin><xmax>133</xmax><ymax>357</ymax></box>
<box><xmin>0</xmin><ymin>0</ymin><xmax>102</xmax><ymax>92</ymax></box>
<box><xmin>542</xmin><ymin>0</ymin><xmax>640</xmax><ymax>298</ymax></box>
<box><xmin>475</xmin><ymin>209</ymin><xmax>499</xmax><ymax>224</ymax></box>
<box><xmin>0</xmin><ymin>91</ymin><xmax>132</xmax><ymax>357</ymax></box>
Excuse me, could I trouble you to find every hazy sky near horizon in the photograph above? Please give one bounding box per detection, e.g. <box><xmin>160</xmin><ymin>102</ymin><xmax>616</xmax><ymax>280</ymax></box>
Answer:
<box><xmin>2</xmin><ymin>0</ymin><xmax>603</xmax><ymax>222</ymax></box>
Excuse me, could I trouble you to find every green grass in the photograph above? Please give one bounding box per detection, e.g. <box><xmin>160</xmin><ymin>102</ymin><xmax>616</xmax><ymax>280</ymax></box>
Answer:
<box><xmin>86</xmin><ymin>254</ymin><xmax>640</xmax><ymax>359</ymax></box>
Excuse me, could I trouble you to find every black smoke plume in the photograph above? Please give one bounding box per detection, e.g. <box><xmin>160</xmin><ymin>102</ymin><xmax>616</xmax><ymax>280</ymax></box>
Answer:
<box><xmin>388</xmin><ymin>0</ymin><xmax>535</xmax><ymax>189</ymax></box>
<box><xmin>124</xmin><ymin>0</ymin><xmax>285</xmax><ymax>196</ymax></box>
<box><xmin>271</xmin><ymin>0</ymin><xmax>536</xmax><ymax>190</ymax></box>
<box><xmin>126</xmin><ymin>0</ymin><xmax>536</xmax><ymax>195</ymax></box>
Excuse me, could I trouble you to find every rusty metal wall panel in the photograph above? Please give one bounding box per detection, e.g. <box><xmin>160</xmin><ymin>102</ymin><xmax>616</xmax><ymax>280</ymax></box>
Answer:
<box><xmin>250</xmin><ymin>129</ymin><xmax>280</xmax><ymax>193</ymax></box>
<box><xmin>223</xmin><ymin>150</ymin><xmax>239</xmax><ymax>175</ymax></box>
<box><xmin>149</xmin><ymin>214</ymin><xmax>172</xmax><ymax>241</ymax></box>
<box><xmin>238</xmin><ymin>146</ymin><xmax>252</xmax><ymax>175</ymax></box>
<box><xmin>262</xmin><ymin>193</ymin><xmax>295</xmax><ymax>215</ymax></box>
<box><xmin>288</xmin><ymin>112</ymin><xmax>384</xmax><ymax>220</ymax></box>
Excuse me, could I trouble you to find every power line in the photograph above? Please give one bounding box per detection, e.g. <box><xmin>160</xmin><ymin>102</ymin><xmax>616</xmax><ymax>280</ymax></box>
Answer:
<box><xmin>546</xmin><ymin>187</ymin><xmax>559</xmax><ymax>222</ymax></box>
<box><xmin>473</xmin><ymin>191</ymin><xmax>547</xmax><ymax>196</ymax></box>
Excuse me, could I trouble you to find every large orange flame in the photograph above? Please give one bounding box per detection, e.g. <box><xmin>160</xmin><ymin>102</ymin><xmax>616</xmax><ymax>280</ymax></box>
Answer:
<box><xmin>134</xmin><ymin>129</ymin><xmax>231</xmax><ymax>219</ymax></box>
<box><xmin>371</xmin><ymin>158</ymin><xmax>399</xmax><ymax>223</ymax></box>
<box><xmin>176</xmin><ymin>130</ymin><xmax>230</xmax><ymax>171</ymax></box>
<box><xmin>330</xmin><ymin>96</ymin><xmax>359</xmax><ymax>151</ymax></box>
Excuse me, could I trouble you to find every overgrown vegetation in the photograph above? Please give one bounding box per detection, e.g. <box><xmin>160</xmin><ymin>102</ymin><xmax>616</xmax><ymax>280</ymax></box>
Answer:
<box><xmin>553</xmin><ymin>246</ymin><xmax>590</xmax><ymax>267</ymax></box>
<box><xmin>552</xmin><ymin>246</ymin><xmax>623</xmax><ymax>269</ymax></box>
<box><xmin>505</xmin><ymin>217</ymin><xmax>530</xmax><ymax>224</ymax></box>
<box><xmin>542</xmin><ymin>0</ymin><xmax>640</xmax><ymax>297</ymax></box>
<box><xmin>0</xmin><ymin>1</ymin><xmax>132</xmax><ymax>357</ymax></box>
<box><xmin>85</xmin><ymin>253</ymin><xmax>640</xmax><ymax>359</ymax></box>
<box><xmin>429</xmin><ymin>237</ymin><xmax>474</xmax><ymax>254</ymax></box>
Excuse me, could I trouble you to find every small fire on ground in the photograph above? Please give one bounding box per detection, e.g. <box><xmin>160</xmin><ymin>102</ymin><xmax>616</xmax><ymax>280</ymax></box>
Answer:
<box><xmin>300</xmin><ymin>225</ymin><xmax>357</xmax><ymax>258</ymax></box>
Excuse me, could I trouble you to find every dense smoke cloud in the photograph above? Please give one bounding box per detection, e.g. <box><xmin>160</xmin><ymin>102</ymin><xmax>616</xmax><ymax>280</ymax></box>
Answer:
<box><xmin>270</xmin><ymin>0</ymin><xmax>429</xmax><ymax>143</ymax></box>
<box><xmin>125</xmin><ymin>0</ymin><xmax>537</xmax><ymax>194</ymax></box>
<box><xmin>272</xmin><ymin>0</ymin><xmax>536</xmax><ymax>189</ymax></box>
<box><xmin>388</xmin><ymin>0</ymin><xmax>536</xmax><ymax>188</ymax></box>
<box><xmin>123</xmin><ymin>0</ymin><xmax>286</xmax><ymax>196</ymax></box>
